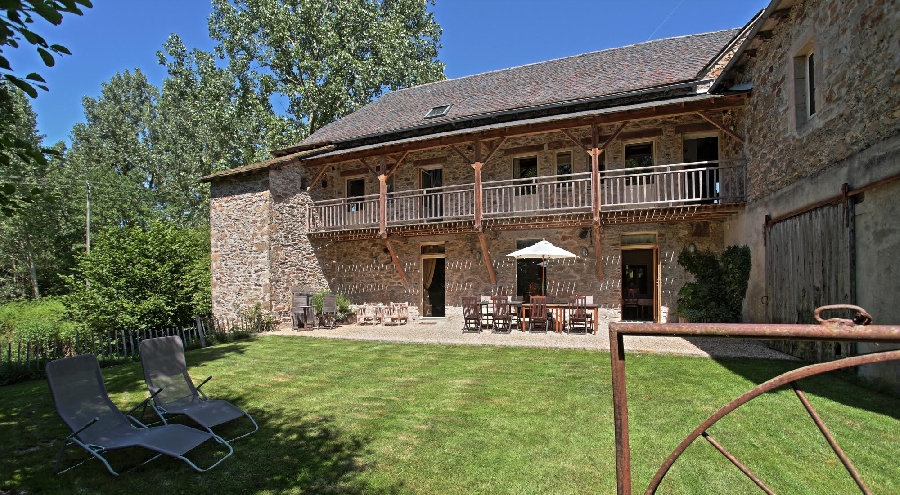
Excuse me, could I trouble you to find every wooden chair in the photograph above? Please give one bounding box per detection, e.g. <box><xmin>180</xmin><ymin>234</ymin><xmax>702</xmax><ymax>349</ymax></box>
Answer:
<box><xmin>492</xmin><ymin>299</ymin><xmax>513</xmax><ymax>333</ymax></box>
<box><xmin>322</xmin><ymin>295</ymin><xmax>337</xmax><ymax>329</ymax></box>
<box><xmin>528</xmin><ymin>296</ymin><xmax>550</xmax><ymax>332</ymax></box>
<box><xmin>396</xmin><ymin>303</ymin><xmax>409</xmax><ymax>325</ymax></box>
<box><xmin>291</xmin><ymin>293</ymin><xmax>315</xmax><ymax>330</ymax></box>
<box><xmin>382</xmin><ymin>303</ymin><xmax>400</xmax><ymax>325</ymax></box>
<box><xmin>462</xmin><ymin>297</ymin><xmax>482</xmax><ymax>333</ymax></box>
<box><xmin>566</xmin><ymin>295</ymin><xmax>592</xmax><ymax>334</ymax></box>
<box><xmin>623</xmin><ymin>288</ymin><xmax>639</xmax><ymax>320</ymax></box>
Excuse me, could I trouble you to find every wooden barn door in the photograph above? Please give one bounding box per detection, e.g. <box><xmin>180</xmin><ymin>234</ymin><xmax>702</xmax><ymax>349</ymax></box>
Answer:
<box><xmin>765</xmin><ymin>201</ymin><xmax>855</xmax><ymax>360</ymax></box>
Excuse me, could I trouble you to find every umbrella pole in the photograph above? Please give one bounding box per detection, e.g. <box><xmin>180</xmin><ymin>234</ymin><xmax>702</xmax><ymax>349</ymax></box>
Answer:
<box><xmin>542</xmin><ymin>255</ymin><xmax>546</xmax><ymax>296</ymax></box>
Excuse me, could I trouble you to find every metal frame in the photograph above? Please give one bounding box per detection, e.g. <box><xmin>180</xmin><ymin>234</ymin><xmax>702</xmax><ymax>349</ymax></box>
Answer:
<box><xmin>609</xmin><ymin>305</ymin><xmax>900</xmax><ymax>494</ymax></box>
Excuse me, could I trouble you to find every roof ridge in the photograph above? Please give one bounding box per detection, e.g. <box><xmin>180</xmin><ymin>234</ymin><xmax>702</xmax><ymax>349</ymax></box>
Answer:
<box><xmin>389</xmin><ymin>28</ymin><xmax>740</xmax><ymax>95</ymax></box>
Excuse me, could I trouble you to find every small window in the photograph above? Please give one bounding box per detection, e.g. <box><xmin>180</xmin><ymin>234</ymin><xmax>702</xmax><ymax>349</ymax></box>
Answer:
<box><xmin>793</xmin><ymin>45</ymin><xmax>817</xmax><ymax>127</ymax></box>
<box><xmin>513</xmin><ymin>156</ymin><xmax>538</xmax><ymax>195</ymax></box>
<box><xmin>421</xmin><ymin>244</ymin><xmax>445</xmax><ymax>254</ymax></box>
<box><xmin>624</xmin><ymin>142</ymin><xmax>654</xmax><ymax>185</ymax></box>
<box><xmin>556</xmin><ymin>152</ymin><xmax>572</xmax><ymax>178</ymax></box>
<box><xmin>347</xmin><ymin>178</ymin><xmax>365</xmax><ymax>211</ymax></box>
<box><xmin>621</xmin><ymin>233</ymin><xmax>657</xmax><ymax>245</ymax></box>
<box><xmin>424</xmin><ymin>104</ymin><xmax>451</xmax><ymax>119</ymax></box>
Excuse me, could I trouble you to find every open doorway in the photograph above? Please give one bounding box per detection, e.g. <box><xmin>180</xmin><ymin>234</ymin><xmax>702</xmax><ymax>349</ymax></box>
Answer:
<box><xmin>515</xmin><ymin>239</ymin><xmax>543</xmax><ymax>301</ymax></box>
<box><xmin>421</xmin><ymin>244</ymin><xmax>445</xmax><ymax>317</ymax></box>
<box><xmin>621</xmin><ymin>248</ymin><xmax>655</xmax><ymax>321</ymax></box>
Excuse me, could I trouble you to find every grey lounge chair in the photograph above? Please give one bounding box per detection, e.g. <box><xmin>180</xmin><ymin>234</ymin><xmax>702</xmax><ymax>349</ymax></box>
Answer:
<box><xmin>46</xmin><ymin>354</ymin><xmax>232</xmax><ymax>476</ymax></box>
<box><xmin>139</xmin><ymin>336</ymin><xmax>258</xmax><ymax>442</ymax></box>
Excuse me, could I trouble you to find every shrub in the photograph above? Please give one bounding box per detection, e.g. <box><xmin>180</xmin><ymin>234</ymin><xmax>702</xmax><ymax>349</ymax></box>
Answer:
<box><xmin>236</xmin><ymin>301</ymin><xmax>277</xmax><ymax>333</ymax></box>
<box><xmin>0</xmin><ymin>297</ymin><xmax>78</xmax><ymax>342</ymax></box>
<box><xmin>675</xmin><ymin>245</ymin><xmax>751</xmax><ymax>323</ymax></box>
<box><xmin>311</xmin><ymin>291</ymin><xmax>353</xmax><ymax>321</ymax></box>
<box><xmin>63</xmin><ymin>222</ymin><xmax>211</xmax><ymax>332</ymax></box>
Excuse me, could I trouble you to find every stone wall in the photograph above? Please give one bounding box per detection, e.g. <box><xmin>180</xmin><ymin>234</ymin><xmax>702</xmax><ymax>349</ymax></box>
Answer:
<box><xmin>269</xmin><ymin>164</ymin><xmax>331</xmax><ymax>319</ymax></box>
<box><xmin>318</xmin><ymin>221</ymin><xmax>723</xmax><ymax>323</ymax></box>
<box><xmin>210</xmin><ymin>172</ymin><xmax>273</xmax><ymax>319</ymax></box>
<box><xmin>736</xmin><ymin>0</ymin><xmax>900</xmax><ymax>202</ymax></box>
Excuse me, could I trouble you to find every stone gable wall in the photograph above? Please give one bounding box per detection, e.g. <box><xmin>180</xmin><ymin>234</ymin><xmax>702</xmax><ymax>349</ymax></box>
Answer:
<box><xmin>209</xmin><ymin>172</ymin><xmax>273</xmax><ymax>319</ymax></box>
<box><xmin>737</xmin><ymin>0</ymin><xmax>900</xmax><ymax>202</ymax></box>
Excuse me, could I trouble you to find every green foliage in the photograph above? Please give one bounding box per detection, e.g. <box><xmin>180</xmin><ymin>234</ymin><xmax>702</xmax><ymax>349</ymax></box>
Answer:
<box><xmin>311</xmin><ymin>290</ymin><xmax>352</xmax><ymax>321</ymax></box>
<box><xmin>675</xmin><ymin>245</ymin><xmax>751</xmax><ymax>323</ymax></box>
<box><xmin>209</xmin><ymin>0</ymin><xmax>446</xmax><ymax>133</ymax></box>
<box><xmin>0</xmin><ymin>297</ymin><xmax>77</xmax><ymax>341</ymax></box>
<box><xmin>64</xmin><ymin>222</ymin><xmax>211</xmax><ymax>332</ymax></box>
<box><xmin>236</xmin><ymin>301</ymin><xmax>277</xmax><ymax>334</ymax></box>
<box><xmin>0</xmin><ymin>1</ymin><xmax>91</xmax><ymax>215</ymax></box>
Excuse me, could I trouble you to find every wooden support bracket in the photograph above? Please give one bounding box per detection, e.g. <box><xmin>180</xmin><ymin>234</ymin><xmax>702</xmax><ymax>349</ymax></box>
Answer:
<box><xmin>307</xmin><ymin>162</ymin><xmax>330</xmax><ymax>191</ymax></box>
<box><xmin>477</xmin><ymin>232</ymin><xmax>496</xmax><ymax>285</ymax></box>
<box><xmin>593</xmin><ymin>224</ymin><xmax>603</xmax><ymax>281</ymax></box>
<box><xmin>697</xmin><ymin>112</ymin><xmax>745</xmax><ymax>144</ymax></box>
<box><xmin>384</xmin><ymin>151</ymin><xmax>410</xmax><ymax>179</ymax></box>
<box><xmin>384</xmin><ymin>239</ymin><xmax>408</xmax><ymax>287</ymax></box>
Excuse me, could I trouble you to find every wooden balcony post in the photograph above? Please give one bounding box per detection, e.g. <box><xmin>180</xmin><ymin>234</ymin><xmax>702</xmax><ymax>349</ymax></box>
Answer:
<box><xmin>591</xmin><ymin>125</ymin><xmax>601</xmax><ymax>223</ymax></box>
<box><xmin>378</xmin><ymin>174</ymin><xmax>387</xmax><ymax>237</ymax></box>
<box><xmin>473</xmin><ymin>139</ymin><xmax>483</xmax><ymax>231</ymax></box>
<box><xmin>477</xmin><ymin>232</ymin><xmax>497</xmax><ymax>285</ymax></box>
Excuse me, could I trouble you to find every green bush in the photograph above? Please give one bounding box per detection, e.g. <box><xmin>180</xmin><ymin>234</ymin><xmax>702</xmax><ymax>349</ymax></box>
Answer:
<box><xmin>0</xmin><ymin>297</ymin><xmax>78</xmax><ymax>342</ymax></box>
<box><xmin>675</xmin><ymin>245</ymin><xmax>751</xmax><ymax>323</ymax></box>
<box><xmin>63</xmin><ymin>222</ymin><xmax>211</xmax><ymax>332</ymax></box>
<box><xmin>311</xmin><ymin>291</ymin><xmax>353</xmax><ymax>321</ymax></box>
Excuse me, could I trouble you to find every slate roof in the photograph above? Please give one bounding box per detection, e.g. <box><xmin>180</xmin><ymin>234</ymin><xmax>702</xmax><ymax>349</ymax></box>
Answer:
<box><xmin>297</xmin><ymin>29</ymin><xmax>741</xmax><ymax>148</ymax></box>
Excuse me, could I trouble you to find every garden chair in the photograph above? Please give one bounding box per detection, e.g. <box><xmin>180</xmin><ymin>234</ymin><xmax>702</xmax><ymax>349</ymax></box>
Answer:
<box><xmin>382</xmin><ymin>303</ymin><xmax>399</xmax><ymax>325</ymax></box>
<box><xmin>566</xmin><ymin>295</ymin><xmax>592</xmax><ymax>334</ymax></box>
<box><xmin>291</xmin><ymin>293</ymin><xmax>315</xmax><ymax>330</ymax></box>
<box><xmin>139</xmin><ymin>336</ymin><xmax>258</xmax><ymax>442</ymax></box>
<box><xmin>492</xmin><ymin>299</ymin><xmax>513</xmax><ymax>333</ymax></box>
<box><xmin>624</xmin><ymin>286</ymin><xmax>640</xmax><ymax>320</ymax></box>
<box><xmin>322</xmin><ymin>294</ymin><xmax>338</xmax><ymax>329</ymax></box>
<box><xmin>396</xmin><ymin>303</ymin><xmax>409</xmax><ymax>325</ymax></box>
<box><xmin>462</xmin><ymin>296</ymin><xmax>482</xmax><ymax>332</ymax></box>
<box><xmin>528</xmin><ymin>296</ymin><xmax>550</xmax><ymax>332</ymax></box>
<box><xmin>46</xmin><ymin>354</ymin><xmax>232</xmax><ymax>476</ymax></box>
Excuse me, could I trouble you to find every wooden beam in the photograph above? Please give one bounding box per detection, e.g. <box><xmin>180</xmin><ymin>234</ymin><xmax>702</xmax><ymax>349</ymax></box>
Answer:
<box><xmin>696</xmin><ymin>112</ymin><xmax>745</xmax><ymax>144</ymax></box>
<box><xmin>674</xmin><ymin>122</ymin><xmax>718</xmax><ymax>134</ymax></box>
<box><xmin>299</xmin><ymin>94</ymin><xmax>748</xmax><ymax>167</ymax></box>
<box><xmin>307</xmin><ymin>162</ymin><xmax>330</xmax><ymax>191</ymax></box>
<box><xmin>477</xmin><ymin>232</ymin><xmax>496</xmax><ymax>285</ymax></box>
<box><xmin>378</xmin><ymin>174</ymin><xmax>387</xmax><ymax>237</ymax></box>
<box><xmin>481</xmin><ymin>136</ymin><xmax>507</xmax><ymax>163</ymax></box>
<box><xmin>449</xmin><ymin>144</ymin><xmax>471</xmax><ymax>163</ymax></box>
<box><xmin>599</xmin><ymin>121</ymin><xmax>630</xmax><ymax>153</ymax></box>
<box><xmin>384</xmin><ymin>239</ymin><xmax>408</xmax><ymax>287</ymax></box>
<box><xmin>384</xmin><ymin>151</ymin><xmax>409</xmax><ymax>178</ymax></box>
<box><xmin>339</xmin><ymin>167</ymin><xmax>369</xmax><ymax>177</ymax></box>
<box><xmin>358</xmin><ymin>157</ymin><xmax>378</xmax><ymax>175</ymax></box>
<box><xmin>561</xmin><ymin>128</ymin><xmax>591</xmax><ymax>152</ymax></box>
<box><xmin>473</xmin><ymin>141</ymin><xmax>483</xmax><ymax>231</ymax></box>
<box><xmin>593</xmin><ymin>224</ymin><xmax>603</xmax><ymax>281</ymax></box>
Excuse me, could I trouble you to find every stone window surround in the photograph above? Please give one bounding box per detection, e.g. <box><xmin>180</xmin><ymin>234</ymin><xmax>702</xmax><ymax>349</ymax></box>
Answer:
<box><xmin>555</xmin><ymin>150</ymin><xmax>573</xmax><ymax>177</ymax></box>
<box><xmin>621</xmin><ymin>138</ymin><xmax>657</xmax><ymax>169</ymax></box>
<box><xmin>788</xmin><ymin>28</ymin><xmax>821</xmax><ymax>136</ymax></box>
<box><xmin>511</xmin><ymin>154</ymin><xmax>539</xmax><ymax>180</ymax></box>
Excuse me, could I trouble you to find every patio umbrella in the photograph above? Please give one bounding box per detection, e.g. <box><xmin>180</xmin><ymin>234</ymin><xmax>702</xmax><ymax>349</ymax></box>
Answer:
<box><xmin>506</xmin><ymin>239</ymin><xmax>577</xmax><ymax>295</ymax></box>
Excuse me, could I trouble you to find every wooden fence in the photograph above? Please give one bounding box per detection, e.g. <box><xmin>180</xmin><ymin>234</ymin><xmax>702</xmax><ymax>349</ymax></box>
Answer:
<box><xmin>0</xmin><ymin>315</ymin><xmax>276</xmax><ymax>385</ymax></box>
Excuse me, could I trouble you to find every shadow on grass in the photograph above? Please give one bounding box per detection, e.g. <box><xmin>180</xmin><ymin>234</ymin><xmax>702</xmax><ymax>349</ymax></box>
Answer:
<box><xmin>682</xmin><ymin>337</ymin><xmax>900</xmax><ymax>421</ymax></box>
<box><xmin>2</xmin><ymin>394</ymin><xmax>404</xmax><ymax>494</ymax></box>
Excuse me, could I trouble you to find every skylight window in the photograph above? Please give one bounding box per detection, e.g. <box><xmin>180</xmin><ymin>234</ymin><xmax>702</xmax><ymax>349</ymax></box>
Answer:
<box><xmin>424</xmin><ymin>104</ymin><xmax>451</xmax><ymax>119</ymax></box>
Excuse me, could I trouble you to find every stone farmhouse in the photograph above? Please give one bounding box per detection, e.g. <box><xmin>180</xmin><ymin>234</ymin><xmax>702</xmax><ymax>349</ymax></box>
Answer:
<box><xmin>203</xmin><ymin>0</ymin><xmax>898</xmax><ymax>384</ymax></box>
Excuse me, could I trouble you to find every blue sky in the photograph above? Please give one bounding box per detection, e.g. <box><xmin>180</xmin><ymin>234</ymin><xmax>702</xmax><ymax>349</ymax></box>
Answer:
<box><xmin>8</xmin><ymin>0</ymin><xmax>767</xmax><ymax>146</ymax></box>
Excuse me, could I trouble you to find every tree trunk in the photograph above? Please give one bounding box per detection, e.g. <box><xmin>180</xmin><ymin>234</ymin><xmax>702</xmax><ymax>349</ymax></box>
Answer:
<box><xmin>24</xmin><ymin>234</ymin><xmax>39</xmax><ymax>298</ymax></box>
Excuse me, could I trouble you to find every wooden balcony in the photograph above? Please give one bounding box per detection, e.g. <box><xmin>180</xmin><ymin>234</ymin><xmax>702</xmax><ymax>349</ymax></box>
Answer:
<box><xmin>307</xmin><ymin>160</ymin><xmax>746</xmax><ymax>236</ymax></box>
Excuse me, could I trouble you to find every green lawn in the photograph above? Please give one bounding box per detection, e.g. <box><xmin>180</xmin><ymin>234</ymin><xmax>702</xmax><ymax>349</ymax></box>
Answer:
<box><xmin>1</xmin><ymin>335</ymin><xmax>898</xmax><ymax>494</ymax></box>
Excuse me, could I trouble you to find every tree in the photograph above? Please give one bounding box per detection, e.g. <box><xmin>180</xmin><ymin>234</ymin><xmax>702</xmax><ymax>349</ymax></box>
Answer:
<box><xmin>209</xmin><ymin>0</ymin><xmax>446</xmax><ymax>135</ymax></box>
<box><xmin>64</xmin><ymin>222</ymin><xmax>211</xmax><ymax>332</ymax></box>
<box><xmin>152</xmin><ymin>35</ymin><xmax>302</xmax><ymax>226</ymax></box>
<box><xmin>0</xmin><ymin>0</ymin><xmax>92</xmax><ymax>215</ymax></box>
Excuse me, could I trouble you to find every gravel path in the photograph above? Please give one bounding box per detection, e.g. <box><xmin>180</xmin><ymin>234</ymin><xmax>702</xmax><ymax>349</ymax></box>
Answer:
<box><xmin>267</xmin><ymin>314</ymin><xmax>795</xmax><ymax>360</ymax></box>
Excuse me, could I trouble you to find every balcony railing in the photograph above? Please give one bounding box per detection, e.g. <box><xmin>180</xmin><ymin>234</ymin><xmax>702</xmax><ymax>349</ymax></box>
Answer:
<box><xmin>307</xmin><ymin>159</ymin><xmax>746</xmax><ymax>233</ymax></box>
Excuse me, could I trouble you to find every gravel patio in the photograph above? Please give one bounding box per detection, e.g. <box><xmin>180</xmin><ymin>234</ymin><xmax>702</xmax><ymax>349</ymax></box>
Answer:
<box><xmin>271</xmin><ymin>311</ymin><xmax>794</xmax><ymax>360</ymax></box>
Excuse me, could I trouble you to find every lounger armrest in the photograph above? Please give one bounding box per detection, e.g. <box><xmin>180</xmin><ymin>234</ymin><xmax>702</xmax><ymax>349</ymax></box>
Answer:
<box><xmin>126</xmin><ymin>388</ymin><xmax>164</xmax><ymax>424</ymax></box>
<box><xmin>67</xmin><ymin>417</ymin><xmax>99</xmax><ymax>440</ymax></box>
<box><xmin>195</xmin><ymin>376</ymin><xmax>212</xmax><ymax>400</ymax></box>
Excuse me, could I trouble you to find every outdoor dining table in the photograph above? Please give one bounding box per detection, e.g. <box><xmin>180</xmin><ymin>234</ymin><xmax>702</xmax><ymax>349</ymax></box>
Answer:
<box><xmin>518</xmin><ymin>302</ymin><xmax>600</xmax><ymax>334</ymax></box>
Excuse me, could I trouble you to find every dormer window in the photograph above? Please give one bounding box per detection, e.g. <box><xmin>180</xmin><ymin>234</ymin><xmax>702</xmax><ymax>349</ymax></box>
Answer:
<box><xmin>424</xmin><ymin>104</ymin><xmax>451</xmax><ymax>119</ymax></box>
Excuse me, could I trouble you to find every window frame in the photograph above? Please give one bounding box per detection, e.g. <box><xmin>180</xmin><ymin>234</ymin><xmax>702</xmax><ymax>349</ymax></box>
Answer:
<box><xmin>623</xmin><ymin>140</ymin><xmax>656</xmax><ymax>186</ymax></box>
